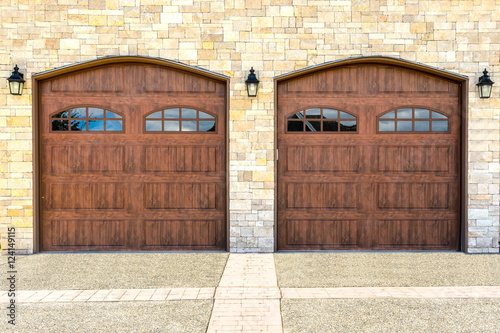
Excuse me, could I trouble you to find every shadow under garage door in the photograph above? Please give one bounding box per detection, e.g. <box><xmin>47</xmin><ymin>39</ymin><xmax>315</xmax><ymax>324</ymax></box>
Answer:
<box><xmin>277</xmin><ymin>59</ymin><xmax>463</xmax><ymax>250</ymax></box>
<box><xmin>38</xmin><ymin>59</ymin><xmax>227</xmax><ymax>251</ymax></box>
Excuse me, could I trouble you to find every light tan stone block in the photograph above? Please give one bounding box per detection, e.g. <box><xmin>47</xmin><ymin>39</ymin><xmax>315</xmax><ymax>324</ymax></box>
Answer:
<box><xmin>251</xmin><ymin>16</ymin><xmax>273</xmax><ymax>28</ymax></box>
<box><xmin>202</xmin><ymin>42</ymin><xmax>213</xmax><ymax>49</ymax></box>
<box><xmin>9</xmin><ymin>162</ymin><xmax>31</xmax><ymax>173</ymax></box>
<box><xmin>6</xmin><ymin>117</ymin><xmax>30</xmax><ymax>127</ymax></box>
<box><xmin>60</xmin><ymin>39</ymin><xmax>80</xmax><ymax>49</ymax></box>
<box><xmin>11</xmin><ymin>189</ymin><xmax>28</xmax><ymax>197</ymax></box>
<box><xmin>231</xmin><ymin>111</ymin><xmax>246</xmax><ymax>121</ymax></box>
<box><xmin>68</xmin><ymin>15</ymin><xmax>88</xmax><ymax>25</ymax></box>
<box><xmin>7</xmin><ymin>141</ymin><xmax>31</xmax><ymax>151</ymax></box>
<box><xmin>231</xmin><ymin>200</ymin><xmax>252</xmax><ymax>210</ymax></box>
<box><xmin>108</xmin><ymin>15</ymin><xmax>124</xmax><ymax>26</ymax></box>
<box><xmin>89</xmin><ymin>15</ymin><xmax>107</xmax><ymax>26</ymax></box>
<box><xmin>7</xmin><ymin>179</ymin><xmax>31</xmax><ymax>189</ymax></box>
<box><xmin>245</xmin><ymin>0</ymin><xmax>261</xmax><ymax>9</ymax></box>
<box><xmin>280</xmin><ymin>6</ymin><xmax>294</xmax><ymax>16</ymax></box>
<box><xmin>252</xmin><ymin>171</ymin><xmax>273</xmax><ymax>182</ymax></box>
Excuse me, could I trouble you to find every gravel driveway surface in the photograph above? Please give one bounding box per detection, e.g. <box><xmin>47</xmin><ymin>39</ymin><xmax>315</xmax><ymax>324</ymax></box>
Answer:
<box><xmin>1</xmin><ymin>253</ymin><xmax>228</xmax><ymax>290</ymax></box>
<box><xmin>275</xmin><ymin>252</ymin><xmax>500</xmax><ymax>287</ymax></box>
<box><xmin>281</xmin><ymin>298</ymin><xmax>500</xmax><ymax>333</ymax></box>
<box><xmin>0</xmin><ymin>300</ymin><xmax>212</xmax><ymax>333</ymax></box>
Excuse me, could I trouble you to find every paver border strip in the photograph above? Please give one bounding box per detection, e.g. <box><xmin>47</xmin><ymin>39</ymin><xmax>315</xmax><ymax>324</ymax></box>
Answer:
<box><xmin>3</xmin><ymin>286</ymin><xmax>499</xmax><ymax>304</ymax></box>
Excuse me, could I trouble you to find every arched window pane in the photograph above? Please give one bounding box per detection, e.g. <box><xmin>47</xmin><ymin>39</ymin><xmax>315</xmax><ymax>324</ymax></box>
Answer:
<box><xmin>145</xmin><ymin>108</ymin><xmax>216</xmax><ymax>133</ymax></box>
<box><xmin>71</xmin><ymin>120</ymin><xmax>86</xmax><ymax>131</ymax></box>
<box><xmin>432</xmin><ymin>111</ymin><xmax>448</xmax><ymax>119</ymax></box>
<box><xmin>340</xmin><ymin>121</ymin><xmax>357</xmax><ymax>131</ymax></box>
<box><xmin>305</xmin><ymin>108</ymin><xmax>321</xmax><ymax>119</ymax></box>
<box><xmin>165</xmin><ymin>109</ymin><xmax>179</xmax><ymax>118</ymax></box>
<box><xmin>323</xmin><ymin>121</ymin><xmax>338</xmax><ymax>131</ymax></box>
<box><xmin>287</xmin><ymin>121</ymin><xmax>303</xmax><ymax>131</ymax></box>
<box><xmin>415</xmin><ymin>121</ymin><xmax>430</xmax><ymax>131</ymax></box>
<box><xmin>397</xmin><ymin>108</ymin><xmax>412</xmax><ymax>119</ymax></box>
<box><xmin>146</xmin><ymin>120</ymin><xmax>162</xmax><ymax>131</ymax></box>
<box><xmin>323</xmin><ymin>109</ymin><xmax>338</xmax><ymax>119</ymax></box>
<box><xmin>378</xmin><ymin>108</ymin><xmax>448</xmax><ymax>133</ymax></box>
<box><xmin>287</xmin><ymin>108</ymin><xmax>357</xmax><ymax>133</ymax></box>
<box><xmin>70</xmin><ymin>108</ymin><xmax>86</xmax><ymax>118</ymax></box>
<box><xmin>88</xmin><ymin>108</ymin><xmax>104</xmax><ymax>118</ymax></box>
<box><xmin>380</xmin><ymin>111</ymin><xmax>395</xmax><ymax>119</ymax></box>
<box><xmin>305</xmin><ymin>121</ymin><xmax>321</xmax><ymax>131</ymax></box>
<box><xmin>339</xmin><ymin>111</ymin><xmax>356</xmax><ymax>119</ymax></box>
<box><xmin>288</xmin><ymin>111</ymin><xmax>304</xmax><ymax>119</ymax></box>
<box><xmin>106</xmin><ymin>110</ymin><xmax>122</xmax><ymax>118</ymax></box>
<box><xmin>415</xmin><ymin>109</ymin><xmax>429</xmax><ymax>118</ymax></box>
<box><xmin>147</xmin><ymin>111</ymin><xmax>162</xmax><ymax>119</ymax></box>
<box><xmin>182</xmin><ymin>121</ymin><xmax>197</xmax><ymax>131</ymax></box>
<box><xmin>379</xmin><ymin>121</ymin><xmax>395</xmax><ymax>131</ymax></box>
<box><xmin>51</xmin><ymin>107</ymin><xmax>123</xmax><ymax>132</ymax></box>
<box><xmin>432</xmin><ymin>121</ymin><xmax>448</xmax><ymax>131</ymax></box>
<box><xmin>106</xmin><ymin>120</ymin><xmax>123</xmax><ymax>131</ymax></box>
<box><xmin>199</xmin><ymin>111</ymin><xmax>215</xmax><ymax>119</ymax></box>
<box><xmin>397</xmin><ymin>121</ymin><xmax>412</xmax><ymax>131</ymax></box>
<box><xmin>164</xmin><ymin>121</ymin><xmax>179</xmax><ymax>131</ymax></box>
<box><xmin>52</xmin><ymin>120</ymin><xmax>69</xmax><ymax>130</ymax></box>
<box><xmin>181</xmin><ymin>108</ymin><xmax>197</xmax><ymax>118</ymax></box>
<box><xmin>89</xmin><ymin>120</ymin><xmax>104</xmax><ymax>131</ymax></box>
<box><xmin>52</xmin><ymin>111</ymin><xmax>69</xmax><ymax>118</ymax></box>
<box><xmin>199</xmin><ymin>121</ymin><xmax>216</xmax><ymax>131</ymax></box>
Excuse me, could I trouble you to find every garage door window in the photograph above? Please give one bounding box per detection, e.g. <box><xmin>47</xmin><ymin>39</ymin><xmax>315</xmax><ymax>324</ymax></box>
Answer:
<box><xmin>51</xmin><ymin>107</ymin><xmax>123</xmax><ymax>132</ymax></box>
<box><xmin>287</xmin><ymin>108</ymin><xmax>357</xmax><ymax>132</ymax></box>
<box><xmin>145</xmin><ymin>108</ymin><xmax>216</xmax><ymax>132</ymax></box>
<box><xmin>378</xmin><ymin>108</ymin><xmax>448</xmax><ymax>132</ymax></box>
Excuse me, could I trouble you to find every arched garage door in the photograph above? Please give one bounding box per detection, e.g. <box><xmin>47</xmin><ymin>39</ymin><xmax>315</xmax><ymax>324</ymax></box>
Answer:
<box><xmin>38</xmin><ymin>59</ymin><xmax>227</xmax><ymax>251</ymax></box>
<box><xmin>277</xmin><ymin>59</ymin><xmax>463</xmax><ymax>250</ymax></box>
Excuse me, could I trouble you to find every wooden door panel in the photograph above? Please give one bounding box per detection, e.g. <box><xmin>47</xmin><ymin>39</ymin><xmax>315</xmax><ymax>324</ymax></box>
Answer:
<box><xmin>143</xmin><ymin>146</ymin><xmax>218</xmax><ymax>173</ymax></box>
<box><xmin>285</xmin><ymin>146</ymin><xmax>360</xmax><ymax>173</ymax></box>
<box><xmin>144</xmin><ymin>183</ymin><xmax>217</xmax><ymax>210</ymax></box>
<box><xmin>286</xmin><ymin>183</ymin><xmax>358</xmax><ymax>209</ymax></box>
<box><xmin>48</xmin><ymin>183</ymin><xmax>125</xmax><ymax>210</ymax></box>
<box><xmin>49</xmin><ymin>220</ymin><xmax>126</xmax><ymax>247</ymax></box>
<box><xmin>377</xmin><ymin>67</ymin><xmax>452</xmax><ymax>94</ymax></box>
<box><xmin>40</xmin><ymin>62</ymin><xmax>226</xmax><ymax>251</ymax></box>
<box><xmin>50</xmin><ymin>66</ymin><xmax>124</xmax><ymax>93</ymax></box>
<box><xmin>284</xmin><ymin>220</ymin><xmax>359</xmax><ymax>247</ymax></box>
<box><xmin>145</xmin><ymin>67</ymin><xmax>217</xmax><ymax>93</ymax></box>
<box><xmin>377</xmin><ymin>146</ymin><xmax>454</xmax><ymax>173</ymax></box>
<box><xmin>50</xmin><ymin>146</ymin><xmax>126</xmax><ymax>173</ymax></box>
<box><xmin>376</xmin><ymin>183</ymin><xmax>450</xmax><ymax>210</ymax></box>
<box><xmin>278</xmin><ymin>63</ymin><xmax>461</xmax><ymax>250</ymax></box>
<box><xmin>376</xmin><ymin>220</ymin><xmax>455</xmax><ymax>248</ymax></box>
<box><xmin>143</xmin><ymin>220</ymin><xmax>218</xmax><ymax>247</ymax></box>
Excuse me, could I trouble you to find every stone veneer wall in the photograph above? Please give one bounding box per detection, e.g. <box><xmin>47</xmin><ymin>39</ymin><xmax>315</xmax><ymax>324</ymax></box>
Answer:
<box><xmin>0</xmin><ymin>0</ymin><xmax>498</xmax><ymax>254</ymax></box>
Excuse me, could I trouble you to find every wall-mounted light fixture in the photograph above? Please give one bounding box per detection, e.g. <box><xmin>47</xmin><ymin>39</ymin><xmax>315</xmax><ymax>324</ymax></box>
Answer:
<box><xmin>477</xmin><ymin>69</ymin><xmax>494</xmax><ymax>99</ymax></box>
<box><xmin>7</xmin><ymin>65</ymin><xmax>25</xmax><ymax>95</ymax></box>
<box><xmin>245</xmin><ymin>67</ymin><xmax>260</xmax><ymax>97</ymax></box>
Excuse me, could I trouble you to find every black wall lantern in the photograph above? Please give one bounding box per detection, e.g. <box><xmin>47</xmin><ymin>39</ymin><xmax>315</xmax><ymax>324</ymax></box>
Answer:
<box><xmin>7</xmin><ymin>65</ymin><xmax>25</xmax><ymax>95</ymax></box>
<box><xmin>477</xmin><ymin>69</ymin><xmax>494</xmax><ymax>99</ymax></box>
<box><xmin>245</xmin><ymin>67</ymin><xmax>260</xmax><ymax>97</ymax></box>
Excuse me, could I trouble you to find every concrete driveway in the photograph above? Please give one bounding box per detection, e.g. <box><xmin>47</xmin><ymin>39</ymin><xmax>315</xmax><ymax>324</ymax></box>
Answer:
<box><xmin>1</xmin><ymin>252</ymin><xmax>499</xmax><ymax>332</ymax></box>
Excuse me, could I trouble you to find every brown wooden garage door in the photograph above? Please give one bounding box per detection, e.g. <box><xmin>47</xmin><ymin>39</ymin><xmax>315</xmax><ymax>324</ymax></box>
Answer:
<box><xmin>277</xmin><ymin>62</ymin><xmax>462</xmax><ymax>250</ymax></box>
<box><xmin>39</xmin><ymin>61</ymin><xmax>227</xmax><ymax>251</ymax></box>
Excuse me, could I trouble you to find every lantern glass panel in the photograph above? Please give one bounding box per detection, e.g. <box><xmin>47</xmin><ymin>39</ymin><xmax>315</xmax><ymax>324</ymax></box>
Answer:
<box><xmin>480</xmin><ymin>84</ymin><xmax>492</xmax><ymax>98</ymax></box>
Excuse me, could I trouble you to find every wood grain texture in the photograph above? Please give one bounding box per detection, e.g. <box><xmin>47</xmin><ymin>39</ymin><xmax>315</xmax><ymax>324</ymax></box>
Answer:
<box><xmin>40</xmin><ymin>62</ymin><xmax>226</xmax><ymax>251</ymax></box>
<box><xmin>277</xmin><ymin>63</ymin><xmax>461</xmax><ymax>250</ymax></box>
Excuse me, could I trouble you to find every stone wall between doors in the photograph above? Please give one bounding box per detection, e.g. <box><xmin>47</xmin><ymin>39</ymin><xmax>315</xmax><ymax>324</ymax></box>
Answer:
<box><xmin>1</xmin><ymin>0</ymin><xmax>498</xmax><ymax>254</ymax></box>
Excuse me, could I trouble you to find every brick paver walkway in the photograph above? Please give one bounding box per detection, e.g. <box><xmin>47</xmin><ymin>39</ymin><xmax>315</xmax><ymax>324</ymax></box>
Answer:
<box><xmin>2</xmin><ymin>253</ymin><xmax>500</xmax><ymax>332</ymax></box>
<box><xmin>0</xmin><ymin>288</ymin><xmax>215</xmax><ymax>303</ymax></box>
<box><xmin>207</xmin><ymin>253</ymin><xmax>283</xmax><ymax>333</ymax></box>
<box><xmin>3</xmin><ymin>285</ymin><xmax>499</xmax><ymax>304</ymax></box>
